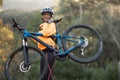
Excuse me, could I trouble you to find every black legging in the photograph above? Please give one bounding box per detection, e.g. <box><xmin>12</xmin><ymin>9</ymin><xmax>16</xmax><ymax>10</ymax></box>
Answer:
<box><xmin>41</xmin><ymin>49</ymin><xmax>56</xmax><ymax>80</ymax></box>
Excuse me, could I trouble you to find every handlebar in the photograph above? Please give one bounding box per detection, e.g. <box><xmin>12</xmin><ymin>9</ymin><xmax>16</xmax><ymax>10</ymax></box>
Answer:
<box><xmin>12</xmin><ymin>18</ymin><xmax>62</xmax><ymax>31</ymax></box>
<box><xmin>12</xmin><ymin>18</ymin><xmax>25</xmax><ymax>31</ymax></box>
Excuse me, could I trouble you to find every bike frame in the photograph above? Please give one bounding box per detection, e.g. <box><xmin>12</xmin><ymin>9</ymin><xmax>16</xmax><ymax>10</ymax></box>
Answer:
<box><xmin>22</xmin><ymin>29</ymin><xmax>84</xmax><ymax>57</ymax></box>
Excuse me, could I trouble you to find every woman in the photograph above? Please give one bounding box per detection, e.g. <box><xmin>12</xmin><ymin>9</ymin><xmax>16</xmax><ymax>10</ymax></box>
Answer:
<box><xmin>36</xmin><ymin>7</ymin><xmax>56</xmax><ymax>80</ymax></box>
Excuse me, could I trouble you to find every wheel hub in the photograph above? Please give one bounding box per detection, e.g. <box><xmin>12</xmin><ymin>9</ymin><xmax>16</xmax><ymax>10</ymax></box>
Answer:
<box><xmin>19</xmin><ymin>61</ymin><xmax>31</xmax><ymax>72</ymax></box>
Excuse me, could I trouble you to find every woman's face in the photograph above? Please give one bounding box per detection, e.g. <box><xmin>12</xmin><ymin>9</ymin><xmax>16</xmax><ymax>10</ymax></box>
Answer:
<box><xmin>42</xmin><ymin>12</ymin><xmax>51</xmax><ymax>22</ymax></box>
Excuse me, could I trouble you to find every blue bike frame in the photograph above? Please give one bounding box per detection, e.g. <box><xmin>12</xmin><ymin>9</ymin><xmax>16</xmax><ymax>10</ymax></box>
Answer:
<box><xmin>23</xmin><ymin>29</ymin><xmax>84</xmax><ymax>56</ymax></box>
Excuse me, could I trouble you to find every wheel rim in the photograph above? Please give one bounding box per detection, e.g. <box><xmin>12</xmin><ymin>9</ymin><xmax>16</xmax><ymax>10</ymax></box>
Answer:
<box><xmin>5</xmin><ymin>46</ymin><xmax>47</xmax><ymax>80</ymax></box>
<box><xmin>62</xmin><ymin>25</ymin><xmax>102</xmax><ymax>63</ymax></box>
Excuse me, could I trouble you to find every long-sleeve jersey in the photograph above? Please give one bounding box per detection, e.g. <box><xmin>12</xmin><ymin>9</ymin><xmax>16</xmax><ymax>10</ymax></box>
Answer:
<box><xmin>34</xmin><ymin>22</ymin><xmax>56</xmax><ymax>50</ymax></box>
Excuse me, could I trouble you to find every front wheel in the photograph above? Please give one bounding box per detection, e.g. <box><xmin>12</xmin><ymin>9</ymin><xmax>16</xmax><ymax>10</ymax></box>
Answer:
<box><xmin>5</xmin><ymin>46</ymin><xmax>47</xmax><ymax>80</ymax></box>
<box><xmin>62</xmin><ymin>25</ymin><xmax>103</xmax><ymax>63</ymax></box>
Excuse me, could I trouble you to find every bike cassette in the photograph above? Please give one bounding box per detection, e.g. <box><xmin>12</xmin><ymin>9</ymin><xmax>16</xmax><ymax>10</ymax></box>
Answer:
<box><xmin>80</xmin><ymin>36</ymin><xmax>89</xmax><ymax>48</ymax></box>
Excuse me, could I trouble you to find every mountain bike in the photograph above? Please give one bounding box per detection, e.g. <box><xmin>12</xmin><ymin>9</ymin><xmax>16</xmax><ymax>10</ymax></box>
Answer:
<box><xmin>5</xmin><ymin>18</ymin><xmax>103</xmax><ymax>80</ymax></box>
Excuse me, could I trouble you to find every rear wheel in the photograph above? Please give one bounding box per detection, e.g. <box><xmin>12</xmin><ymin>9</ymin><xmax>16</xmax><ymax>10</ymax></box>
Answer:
<box><xmin>5</xmin><ymin>46</ymin><xmax>47</xmax><ymax>80</ymax></box>
<box><xmin>62</xmin><ymin>25</ymin><xmax>103</xmax><ymax>63</ymax></box>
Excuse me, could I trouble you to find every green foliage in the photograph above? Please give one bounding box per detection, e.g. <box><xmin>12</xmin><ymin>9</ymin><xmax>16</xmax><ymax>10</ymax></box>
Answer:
<box><xmin>54</xmin><ymin>60</ymin><xmax>118</xmax><ymax>80</ymax></box>
<box><xmin>0</xmin><ymin>19</ymin><xmax>15</xmax><ymax>79</ymax></box>
<box><xmin>0</xmin><ymin>19</ymin><xmax>15</xmax><ymax>56</ymax></box>
<box><xmin>26</xmin><ymin>11</ymin><xmax>42</xmax><ymax>31</ymax></box>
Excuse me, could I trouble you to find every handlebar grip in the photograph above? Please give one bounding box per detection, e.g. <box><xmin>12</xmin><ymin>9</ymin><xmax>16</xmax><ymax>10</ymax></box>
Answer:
<box><xmin>12</xmin><ymin>18</ymin><xmax>24</xmax><ymax>31</ymax></box>
<box><xmin>12</xmin><ymin>18</ymin><xmax>18</xmax><ymax>25</ymax></box>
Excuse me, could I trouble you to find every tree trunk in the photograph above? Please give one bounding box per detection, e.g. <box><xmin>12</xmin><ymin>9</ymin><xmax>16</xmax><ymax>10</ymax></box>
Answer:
<box><xmin>118</xmin><ymin>61</ymin><xmax>120</xmax><ymax>80</ymax></box>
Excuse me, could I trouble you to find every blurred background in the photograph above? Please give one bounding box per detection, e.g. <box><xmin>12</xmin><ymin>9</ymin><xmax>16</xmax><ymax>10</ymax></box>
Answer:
<box><xmin>0</xmin><ymin>0</ymin><xmax>120</xmax><ymax>80</ymax></box>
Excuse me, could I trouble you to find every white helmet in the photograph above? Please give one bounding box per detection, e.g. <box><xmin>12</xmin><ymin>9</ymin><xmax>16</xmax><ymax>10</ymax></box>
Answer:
<box><xmin>41</xmin><ymin>7</ymin><xmax>54</xmax><ymax>16</ymax></box>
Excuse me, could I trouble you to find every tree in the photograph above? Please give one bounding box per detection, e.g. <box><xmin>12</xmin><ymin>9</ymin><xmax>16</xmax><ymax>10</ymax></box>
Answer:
<box><xmin>0</xmin><ymin>19</ymin><xmax>15</xmax><ymax>79</ymax></box>
<box><xmin>0</xmin><ymin>0</ymin><xmax>3</xmax><ymax>6</ymax></box>
<box><xmin>0</xmin><ymin>19</ymin><xmax>15</xmax><ymax>56</ymax></box>
<box><xmin>56</xmin><ymin>0</ymin><xmax>120</xmax><ymax>62</ymax></box>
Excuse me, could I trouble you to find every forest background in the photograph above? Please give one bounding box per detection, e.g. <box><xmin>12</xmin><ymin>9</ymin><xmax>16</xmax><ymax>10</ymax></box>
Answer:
<box><xmin>0</xmin><ymin>0</ymin><xmax>120</xmax><ymax>80</ymax></box>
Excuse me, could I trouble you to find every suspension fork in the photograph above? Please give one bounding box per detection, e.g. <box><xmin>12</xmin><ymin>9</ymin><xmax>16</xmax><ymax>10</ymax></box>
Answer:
<box><xmin>22</xmin><ymin>37</ymin><xmax>30</xmax><ymax>67</ymax></box>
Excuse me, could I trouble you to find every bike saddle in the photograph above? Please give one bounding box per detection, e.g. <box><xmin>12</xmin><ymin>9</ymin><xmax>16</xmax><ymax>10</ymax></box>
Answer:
<box><xmin>47</xmin><ymin>18</ymin><xmax>62</xmax><ymax>24</ymax></box>
<box><xmin>53</xmin><ymin>18</ymin><xmax>62</xmax><ymax>24</ymax></box>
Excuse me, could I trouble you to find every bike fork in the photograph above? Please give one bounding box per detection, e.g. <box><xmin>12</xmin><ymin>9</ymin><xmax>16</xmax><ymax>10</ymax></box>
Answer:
<box><xmin>22</xmin><ymin>38</ymin><xmax>30</xmax><ymax>67</ymax></box>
